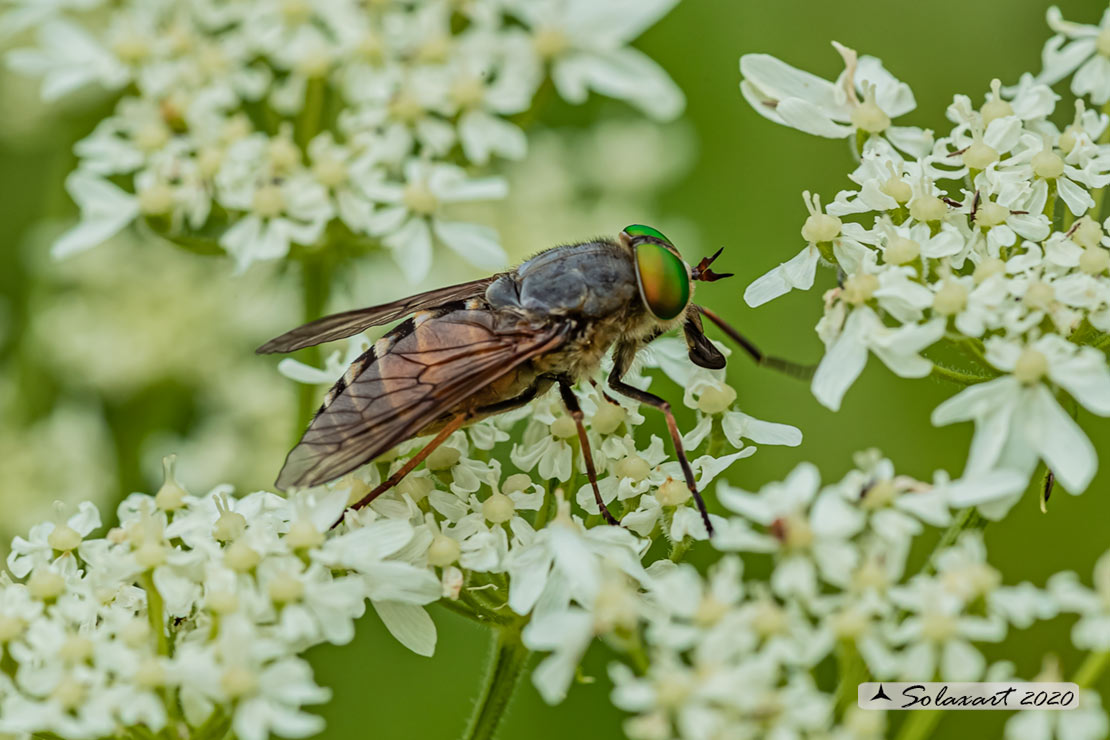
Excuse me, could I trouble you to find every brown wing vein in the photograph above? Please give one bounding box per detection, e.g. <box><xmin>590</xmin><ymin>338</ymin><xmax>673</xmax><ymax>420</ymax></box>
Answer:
<box><xmin>275</xmin><ymin>309</ymin><xmax>567</xmax><ymax>489</ymax></box>
<box><xmin>256</xmin><ymin>278</ymin><xmax>496</xmax><ymax>354</ymax></box>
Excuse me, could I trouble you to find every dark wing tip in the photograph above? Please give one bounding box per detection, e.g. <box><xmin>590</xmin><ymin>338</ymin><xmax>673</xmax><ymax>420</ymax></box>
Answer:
<box><xmin>256</xmin><ymin>336</ymin><xmax>296</xmax><ymax>355</ymax></box>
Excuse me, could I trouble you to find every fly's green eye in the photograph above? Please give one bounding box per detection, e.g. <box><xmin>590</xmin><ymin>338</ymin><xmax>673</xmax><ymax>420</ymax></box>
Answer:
<box><xmin>624</xmin><ymin>224</ymin><xmax>672</xmax><ymax>245</ymax></box>
<box><xmin>635</xmin><ymin>242</ymin><xmax>690</xmax><ymax>320</ymax></box>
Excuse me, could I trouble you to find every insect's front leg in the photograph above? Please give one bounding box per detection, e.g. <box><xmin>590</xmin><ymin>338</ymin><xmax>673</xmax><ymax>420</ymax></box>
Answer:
<box><xmin>557</xmin><ymin>378</ymin><xmax>620</xmax><ymax>526</ymax></box>
<box><xmin>696</xmin><ymin>305</ymin><xmax>815</xmax><ymax>381</ymax></box>
<box><xmin>607</xmin><ymin>344</ymin><xmax>714</xmax><ymax>537</ymax></box>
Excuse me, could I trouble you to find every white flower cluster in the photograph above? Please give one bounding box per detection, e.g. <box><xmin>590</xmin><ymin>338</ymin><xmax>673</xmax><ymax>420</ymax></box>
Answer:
<box><xmin>597</xmin><ymin>453</ymin><xmax>1110</xmax><ymax>740</ymax></box>
<box><xmin>0</xmin><ymin>466</ymin><xmax>440</xmax><ymax>740</ymax></box>
<box><xmin>4</xmin><ymin>0</ymin><xmax>684</xmax><ymax>278</ymax></box>
<box><xmin>740</xmin><ymin>6</ymin><xmax>1110</xmax><ymax>516</ymax></box>
<box><xmin>0</xmin><ymin>335</ymin><xmax>795</xmax><ymax>738</ymax></box>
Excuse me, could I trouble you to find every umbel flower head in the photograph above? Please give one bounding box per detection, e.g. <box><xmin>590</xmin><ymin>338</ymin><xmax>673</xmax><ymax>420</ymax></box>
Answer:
<box><xmin>739</xmin><ymin>17</ymin><xmax>1110</xmax><ymax>514</ymax></box>
<box><xmin>5</xmin><ymin>0</ymin><xmax>686</xmax><ymax>280</ymax></box>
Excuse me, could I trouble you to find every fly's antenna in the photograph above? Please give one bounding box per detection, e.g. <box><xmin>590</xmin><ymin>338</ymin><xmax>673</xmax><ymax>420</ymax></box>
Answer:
<box><xmin>697</xmin><ymin>305</ymin><xmax>815</xmax><ymax>381</ymax></box>
<box><xmin>691</xmin><ymin>247</ymin><xmax>734</xmax><ymax>282</ymax></box>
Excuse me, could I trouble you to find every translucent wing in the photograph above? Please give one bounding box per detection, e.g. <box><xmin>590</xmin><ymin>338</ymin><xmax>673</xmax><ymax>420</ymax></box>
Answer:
<box><xmin>276</xmin><ymin>308</ymin><xmax>568</xmax><ymax>490</ymax></box>
<box><xmin>256</xmin><ymin>277</ymin><xmax>497</xmax><ymax>354</ymax></box>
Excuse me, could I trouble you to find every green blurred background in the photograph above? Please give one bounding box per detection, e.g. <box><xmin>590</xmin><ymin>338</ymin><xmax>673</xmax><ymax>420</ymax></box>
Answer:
<box><xmin>1</xmin><ymin>0</ymin><xmax>1107</xmax><ymax>737</ymax></box>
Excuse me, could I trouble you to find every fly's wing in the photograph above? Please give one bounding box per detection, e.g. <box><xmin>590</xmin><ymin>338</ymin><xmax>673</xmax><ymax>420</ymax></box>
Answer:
<box><xmin>275</xmin><ymin>309</ymin><xmax>568</xmax><ymax>490</ymax></box>
<box><xmin>256</xmin><ymin>277</ymin><xmax>496</xmax><ymax>354</ymax></box>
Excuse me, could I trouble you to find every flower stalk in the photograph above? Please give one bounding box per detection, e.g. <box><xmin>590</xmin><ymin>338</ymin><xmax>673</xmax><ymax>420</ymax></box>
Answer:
<box><xmin>463</xmin><ymin>622</ymin><xmax>531</xmax><ymax>740</ymax></box>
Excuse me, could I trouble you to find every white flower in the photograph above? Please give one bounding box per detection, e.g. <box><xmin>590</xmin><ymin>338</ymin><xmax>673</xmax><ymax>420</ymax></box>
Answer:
<box><xmin>218</xmin><ymin>173</ymin><xmax>333</xmax><ymax>273</ymax></box>
<box><xmin>1048</xmin><ymin>548</ymin><xmax>1110</xmax><ymax>651</ymax></box>
<box><xmin>51</xmin><ymin>171</ymin><xmax>141</xmax><ymax>259</ymax></box>
<box><xmin>932</xmin><ymin>335</ymin><xmax>1110</xmax><ymax>507</ymax></box>
<box><xmin>7</xmin><ymin>19</ymin><xmax>129</xmax><ymax>101</ymax></box>
<box><xmin>364</xmin><ymin>160</ymin><xmax>508</xmax><ymax>283</ymax></box>
<box><xmin>509</xmin><ymin>0</ymin><xmax>685</xmax><ymax>121</ymax></box>
<box><xmin>740</xmin><ymin>42</ymin><xmax>929</xmax><ymax>156</ymax></box>
<box><xmin>506</xmin><ymin>497</ymin><xmax>647</xmax><ymax>618</ymax></box>
<box><xmin>715</xmin><ymin>463</ymin><xmax>864</xmax><ymax>601</ymax></box>
<box><xmin>1037</xmin><ymin>7</ymin><xmax>1110</xmax><ymax>104</ymax></box>
<box><xmin>1006</xmin><ymin>689</ymin><xmax>1109</xmax><ymax>740</ymax></box>
<box><xmin>812</xmin><ymin>305</ymin><xmax>944</xmax><ymax>411</ymax></box>
<box><xmin>888</xmin><ymin>576</ymin><xmax>1006</xmax><ymax>681</ymax></box>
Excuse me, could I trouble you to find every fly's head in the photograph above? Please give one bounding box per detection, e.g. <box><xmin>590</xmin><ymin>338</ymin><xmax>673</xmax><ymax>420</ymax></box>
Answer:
<box><xmin>619</xmin><ymin>224</ymin><xmax>734</xmax><ymax>370</ymax></box>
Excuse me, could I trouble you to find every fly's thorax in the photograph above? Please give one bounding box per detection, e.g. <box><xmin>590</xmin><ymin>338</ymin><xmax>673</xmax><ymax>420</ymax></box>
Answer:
<box><xmin>486</xmin><ymin>240</ymin><xmax>640</xmax><ymax>319</ymax></box>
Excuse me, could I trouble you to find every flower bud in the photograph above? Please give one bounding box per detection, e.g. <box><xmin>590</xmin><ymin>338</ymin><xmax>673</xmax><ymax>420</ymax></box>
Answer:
<box><xmin>801</xmin><ymin>212</ymin><xmax>841</xmax><ymax>243</ymax></box>
<box><xmin>880</xmin><ymin>176</ymin><xmax>913</xmax><ymax>204</ymax></box>
<box><xmin>397</xmin><ymin>475</ymin><xmax>434</xmax><ymax>503</ymax></box>
<box><xmin>0</xmin><ymin>615</ymin><xmax>26</xmax><ymax>643</ymax></box>
<box><xmin>134</xmin><ymin>541</ymin><xmax>167</xmax><ymax>569</ymax></box>
<box><xmin>591</xmin><ymin>402</ymin><xmax>626</xmax><ymax>434</ymax></box>
<box><xmin>48</xmin><ymin>524</ymin><xmax>82</xmax><ymax>553</ymax></box>
<box><xmin>1032</xmin><ymin>149</ymin><xmax>1065</xmax><ymax>179</ymax></box>
<box><xmin>482</xmin><ymin>492</ymin><xmax>516</xmax><ymax>523</ymax></box>
<box><xmin>980</xmin><ymin>79</ymin><xmax>1013</xmax><ymax>126</ymax></box>
<box><xmin>221</xmin><ymin>666</ymin><xmax>258</xmax><ymax>699</ymax></box>
<box><xmin>427</xmin><ymin>534</ymin><xmax>461</xmax><ymax>567</ymax></box>
<box><xmin>909</xmin><ymin>195</ymin><xmax>946</xmax><ymax>223</ymax></box>
<box><xmin>850</xmin><ymin>100</ymin><xmax>890</xmax><ymax>133</ymax></box>
<box><xmin>974</xmin><ymin>201</ymin><xmax>1008</xmax><ymax>228</ymax></box>
<box><xmin>549</xmin><ymin>415</ymin><xmax>578</xmax><ymax>439</ymax></box>
<box><xmin>615</xmin><ymin>455</ymin><xmax>650</xmax><ymax>482</ymax></box>
<box><xmin>884</xmin><ymin>235</ymin><xmax>920</xmax><ymax>265</ymax></box>
<box><xmin>655</xmin><ymin>478</ymin><xmax>691</xmax><ymax>506</ymax></box>
<box><xmin>206</xmin><ymin>589</ymin><xmax>239</xmax><ymax>614</ymax></box>
<box><xmin>695</xmin><ymin>384</ymin><xmax>736</xmax><ymax>414</ymax></box>
<box><xmin>51</xmin><ymin>677</ymin><xmax>87</xmax><ymax>710</ymax></box>
<box><xmin>932</xmin><ymin>281</ymin><xmax>968</xmax><ymax>315</ymax></box>
<box><xmin>286</xmin><ymin>519</ymin><xmax>325</xmax><ymax>550</ymax></box>
<box><xmin>1023</xmin><ymin>281</ymin><xmax>1055</xmax><ymax>311</ymax></box>
<box><xmin>138</xmin><ymin>182</ymin><xmax>175</xmax><ymax>215</ymax></box>
<box><xmin>962</xmin><ymin>140</ymin><xmax>999</xmax><ymax>170</ymax></box>
<box><xmin>135</xmin><ymin>659</ymin><xmax>166</xmax><ymax>689</ymax></box>
<box><xmin>155</xmin><ymin>455</ymin><xmax>188</xmax><ymax>511</ymax></box>
<box><xmin>1071</xmin><ymin>216</ymin><xmax>1104</xmax><ymax>249</ymax></box>
<box><xmin>267</xmin><ymin>571</ymin><xmax>304</xmax><ymax>604</ymax></box>
<box><xmin>224</xmin><ymin>540</ymin><xmax>261</xmax><ymax>572</ymax></box>
<box><xmin>502</xmin><ymin>474</ymin><xmax>532</xmax><ymax>494</ymax></box>
<box><xmin>973</xmin><ymin>257</ymin><xmax>1005</xmax><ymax>283</ymax></box>
<box><xmin>842</xmin><ymin>273</ymin><xmax>879</xmax><ymax>304</ymax></box>
<box><xmin>425</xmin><ymin>445</ymin><xmax>460</xmax><ymax>471</ymax></box>
<box><xmin>1080</xmin><ymin>246</ymin><xmax>1110</xmax><ymax>275</ymax></box>
<box><xmin>59</xmin><ymin>635</ymin><xmax>94</xmax><ymax>663</ymax></box>
<box><xmin>1013</xmin><ymin>348</ymin><xmax>1048</xmax><ymax>384</ymax></box>
<box><xmin>28</xmin><ymin>569</ymin><xmax>65</xmax><ymax>601</ymax></box>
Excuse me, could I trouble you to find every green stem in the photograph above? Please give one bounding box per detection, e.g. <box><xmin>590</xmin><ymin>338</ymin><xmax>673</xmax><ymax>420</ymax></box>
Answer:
<box><xmin>142</xmin><ymin>572</ymin><xmax>169</xmax><ymax>656</ymax></box>
<box><xmin>924</xmin><ymin>507</ymin><xmax>985</xmax><ymax>574</ymax></box>
<box><xmin>929</xmin><ymin>363</ymin><xmax>991</xmax><ymax>387</ymax></box>
<box><xmin>1073</xmin><ymin>651</ymin><xmax>1110</xmax><ymax>689</ymax></box>
<box><xmin>833</xmin><ymin>639</ymin><xmax>867</xmax><ymax>716</ymax></box>
<box><xmin>1093</xmin><ymin>103</ymin><xmax>1110</xmax><ymax>221</ymax></box>
<box><xmin>295</xmin><ymin>256</ymin><xmax>331</xmax><ymax>436</ymax></box>
<box><xmin>894</xmin><ymin>709</ymin><xmax>942</xmax><ymax>740</ymax></box>
<box><xmin>296</xmin><ymin>76</ymin><xmax>327</xmax><ymax>151</ymax></box>
<box><xmin>463</xmin><ymin>623</ymin><xmax>531</xmax><ymax>740</ymax></box>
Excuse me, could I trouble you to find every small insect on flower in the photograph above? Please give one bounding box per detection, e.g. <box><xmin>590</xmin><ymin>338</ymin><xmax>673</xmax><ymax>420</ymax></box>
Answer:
<box><xmin>258</xmin><ymin>226</ymin><xmax>813</xmax><ymax>534</ymax></box>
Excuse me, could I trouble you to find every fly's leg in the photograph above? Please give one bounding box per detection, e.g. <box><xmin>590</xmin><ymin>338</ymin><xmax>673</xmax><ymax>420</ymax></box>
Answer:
<box><xmin>607</xmin><ymin>364</ymin><xmax>714</xmax><ymax>537</ymax></box>
<box><xmin>338</xmin><ymin>383</ymin><xmax>545</xmax><ymax>526</ymax></box>
<box><xmin>588</xmin><ymin>378</ymin><xmax>621</xmax><ymax>407</ymax></box>
<box><xmin>697</xmin><ymin>305</ymin><xmax>815</xmax><ymax>381</ymax></box>
<box><xmin>558</xmin><ymin>380</ymin><xmax>619</xmax><ymax>526</ymax></box>
<box><xmin>342</xmin><ymin>414</ymin><xmax>467</xmax><ymax>522</ymax></box>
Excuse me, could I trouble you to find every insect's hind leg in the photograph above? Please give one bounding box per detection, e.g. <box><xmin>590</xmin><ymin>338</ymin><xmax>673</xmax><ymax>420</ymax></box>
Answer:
<box><xmin>558</xmin><ymin>380</ymin><xmax>620</xmax><ymax>526</ymax></box>
<box><xmin>342</xmin><ymin>414</ymin><xmax>468</xmax><ymax>521</ymax></box>
<box><xmin>607</xmin><ymin>366</ymin><xmax>714</xmax><ymax>537</ymax></box>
